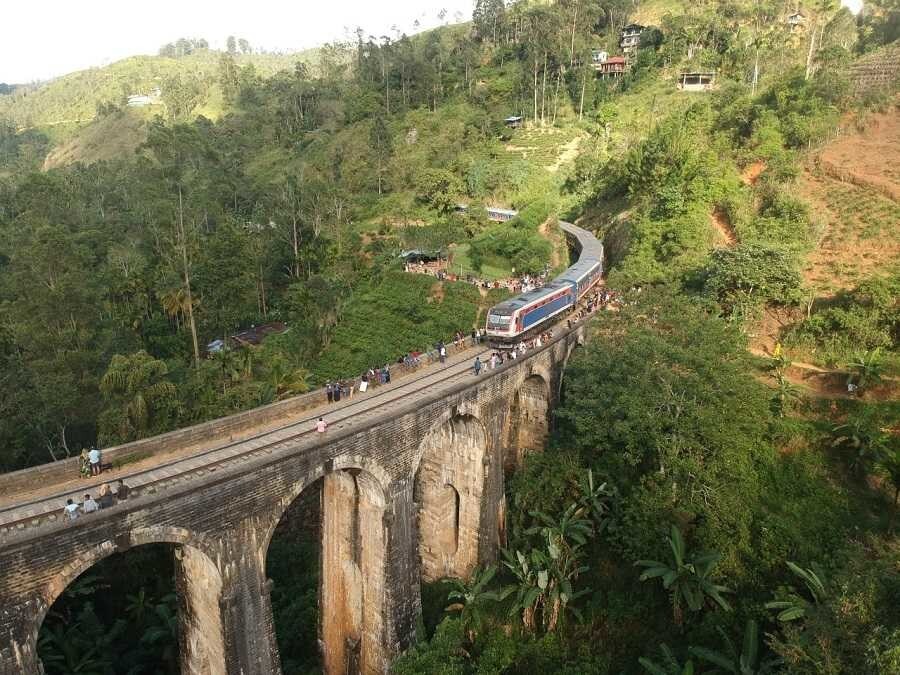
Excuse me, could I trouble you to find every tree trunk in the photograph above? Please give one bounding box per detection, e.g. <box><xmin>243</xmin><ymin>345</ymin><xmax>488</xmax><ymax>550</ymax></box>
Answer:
<box><xmin>533</xmin><ymin>57</ymin><xmax>539</xmax><ymax>123</ymax></box>
<box><xmin>805</xmin><ymin>20</ymin><xmax>817</xmax><ymax>80</ymax></box>
<box><xmin>178</xmin><ymin>186</ymin><xmax>201</xmax><ymax>368</ymax></box>
<box><xmin>569</xmin><ymin>0</ymin><xmax>579</xmax><ymax>67</ymax></box>
<box><xmin>891</xmin><ymin>486</ymin><xmax>899</xmax><ymax>531</ymax></box>
<box><xmin>540</xmin><ymin>52</ymin><xmax>548</xmax><ymax>125</ymax></box>
<box><xmin>552</xmin><ymin>66</ymin><xmax>562</xmax><ymax>125</ymax></box>
<box><xmin>290</xmin><ymin>212</ymin><xmax>301</xmax><ymax>280</ymax></box>
<box><xmin>579</xmin><ymin>69</ymin><xmax>586</xmax><ymax>121</ymax></box>
<box><xmin>752</xmin><ymin>47</ymin><xmax>760</xmax><ymax>96</ymax></box>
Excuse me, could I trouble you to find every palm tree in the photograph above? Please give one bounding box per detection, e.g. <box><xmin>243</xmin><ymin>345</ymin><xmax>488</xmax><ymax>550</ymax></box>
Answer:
<box><xmin>639</xmin><ymin>644</ymin><xmax>696</xmax><ymax>675</ymax></box>
<box><xmin>159</xmin><ymin>285</ymin><xmax>201</xmax><ymax>367</ymax></box>
<box><xmin>100</xmin><ymin>351</ymin><xmax>177</xmax><ymax>441</ymax></box>
<box><xmin>444</xmin><ymin>565</ymin><xmax>503</xmax><ymax>642</ymax></box>
<box><xmin>689</xmin><ymin>620</ymin><xmax>780</xmax><ymax>674</ymax></box>
<box><xmin>635</xmin><ymin>525</ymin><xmax>732</xmax><ymax>628</ymax></box>
<box><xmin>765</xmin><ymin>561</ymin><xmax>827</xmax><ymax>622</ymax></box>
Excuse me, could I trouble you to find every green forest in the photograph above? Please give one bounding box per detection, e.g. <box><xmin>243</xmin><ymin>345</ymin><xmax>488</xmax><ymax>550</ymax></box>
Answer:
<box><xmin>2</xmin><ymin>0</ymin><xmax>898</xmax><ymax>672</ymax></box>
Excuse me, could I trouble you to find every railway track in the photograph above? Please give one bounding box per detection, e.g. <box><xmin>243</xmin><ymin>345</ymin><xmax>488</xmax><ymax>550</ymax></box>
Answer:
<box><xmin>0</xmin><ymin>343</ymin><xmax>496</xmax><ymax>537</ymax></box>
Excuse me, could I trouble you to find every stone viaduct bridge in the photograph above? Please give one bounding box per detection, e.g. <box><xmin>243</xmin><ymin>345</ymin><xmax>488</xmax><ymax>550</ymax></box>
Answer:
<box><xmin>0</xmin><ymin>321</ymin><xmax>590</xmax><ymax>675</ymax></box>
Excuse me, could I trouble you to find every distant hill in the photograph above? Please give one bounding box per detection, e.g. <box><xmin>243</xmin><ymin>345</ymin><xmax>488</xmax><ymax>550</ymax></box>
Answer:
<box><xmin>0</xmin><ymin>48</ymin><xmax>318</xmax><ymax>168</ymax></box>
<box><xmin>0</xmin><ymin>49</ymin><xmax>317</xmax><ymax>131</ymax></box>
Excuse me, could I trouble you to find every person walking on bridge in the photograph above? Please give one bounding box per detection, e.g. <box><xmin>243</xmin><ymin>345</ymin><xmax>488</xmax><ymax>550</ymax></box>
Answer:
<box><xmin>473</xmin><ymin>356</ymin><xmax>482</xmax><ymax>376</ymax></box>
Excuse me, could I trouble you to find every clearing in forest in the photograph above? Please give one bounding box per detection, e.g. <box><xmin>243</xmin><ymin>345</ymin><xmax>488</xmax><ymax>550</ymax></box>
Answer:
<box><xmin>799</xmin><ymin>105</ymin><xmax>900</xmax><ymax>296</ymax></box>
<box><xmin>503</xmin><ymin>126</ymin><xmax>585</xmax><ymax>171</ymax></box>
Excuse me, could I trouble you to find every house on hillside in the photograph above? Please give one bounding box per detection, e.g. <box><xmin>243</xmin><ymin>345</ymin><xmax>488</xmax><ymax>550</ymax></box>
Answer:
<box><xmin>205</xmin><ymin>322</ymin><xmax>289</xmax><ymax>354</ymax></box>
<box><xmin>486</xmin><ymin>206</ymin><xmax>518</xmax><ymax>222</ymax></box>
<box><xmin>596</xmin><ymin>56</ymin><xmax>627</xmax><ymax>78</ymax></box>
<box><xmin>677</xmin><ymin>71</ymin><xmax>717</xmax><ymax>91</ymax></box>
<box><xmin>787</xmin><ymin>11</ymin><xmax>807</xmax><ymax>32</ymax></box>
<box><xmin>620</xmin><ymin>24</ymin><xmax>645</xmax><ymax>55</ymax></box>
<box><xmin>454</xmin><ymin>204</ymin><xmax>519</xmax><ymax>222</ymax></box>
<box><xmin>126</xmin><ymin>87</ymin><xmax>162</xmax><ymax>107</ymax></box>
<box><xmin>591</xmin><ymin>49</ymin><xmax>609</xmax><ymax>68</ymax></box>
<box><xmin>127</xmin><ymin>94</ymin><xmax>153</xmax><ymax>107</ymax></box>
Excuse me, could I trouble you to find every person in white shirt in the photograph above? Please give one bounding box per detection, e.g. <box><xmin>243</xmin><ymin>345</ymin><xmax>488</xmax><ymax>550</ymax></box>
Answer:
<box><xmin>315</xmin><ymin>417</ymin><xmax>328</xmax><ymax>433</ymax></box>
<box><xmin>64</xmin><ymin>499</ymin><xmax>81</xmax><ymax>521</ymax></box>
<box><xmin>88</xmin><ymin>447</ymin><xmax>102</xmax><ymax>476</ymax></box>
<box><xmin>82</xmin><ymin>494</ymin><xmax>99</xmax><ymax>514</ymax></box>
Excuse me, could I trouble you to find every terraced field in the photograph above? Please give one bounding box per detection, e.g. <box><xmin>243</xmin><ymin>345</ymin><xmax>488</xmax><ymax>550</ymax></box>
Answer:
<box><xmin>501</xmin><ymin>126</ymin><xmax>585</xmax><ymax>172</ymax></box>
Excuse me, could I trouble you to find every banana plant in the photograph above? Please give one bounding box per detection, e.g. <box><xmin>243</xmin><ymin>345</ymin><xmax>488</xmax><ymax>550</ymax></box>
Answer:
<box><xmin>443</xmin><ymin>565</ymin><xmax>504</xmax><ymax>642</ymax></box>
<box><xmin>635</xmin><ymin>525</ymin><xmax>732</xmax><ymax>627</ymax></box>
<box><xmin>639</xmin><ymin>644</ymin><xmax>696</xmax><ymax>675</ymax></box>
<box><xmin>689</xmin><ymin>620</ymin><xmax>780</xmax><ymax>674</ymax></box>
<box><xmin>765</xmin><ymin>561</ymin><xmax>827</xmax><ymax>622</ymax></box>
<box><xmin>846</xmin><ymin>348</ymin><xmax>884</xmax><ymax>393</ymax></box>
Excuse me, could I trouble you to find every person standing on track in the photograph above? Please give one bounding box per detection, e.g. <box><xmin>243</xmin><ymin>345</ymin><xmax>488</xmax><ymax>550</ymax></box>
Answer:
<box><xmin>88</xmin><ymin>446</ymin><xmax>102</xmax><ymax>476</ymax></box>
<box><xmin>315</xmin><ymin>417</ymin><xmax>328</xmax><ymax>433</ymax></box>
<box><xmin>473</xmin><ymin>356</ymin><xmax>482</xmax><ymax>376</ymax></box>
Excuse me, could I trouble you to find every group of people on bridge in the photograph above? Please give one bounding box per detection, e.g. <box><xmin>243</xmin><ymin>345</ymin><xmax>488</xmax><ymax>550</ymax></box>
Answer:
<box><xmin>64</xmin><ymin>481</ymin><xmax>129</xmax><ymax>521</ymax></box>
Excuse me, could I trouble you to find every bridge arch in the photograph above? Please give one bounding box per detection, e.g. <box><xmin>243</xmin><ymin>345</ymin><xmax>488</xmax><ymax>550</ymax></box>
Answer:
<box><xmin>504</xmin><ymin>371</ymin><xmax>551</xmax><ymax>474</ymax></box>
<box><xmin>35</xmin><ymin>526</ymin><xmax>224</xmax><ymax>675</ymax></box>
<box><xmin>414</xmin><ymin>413</ymin><xmax>487</xmax><ymax>582</ymax></box>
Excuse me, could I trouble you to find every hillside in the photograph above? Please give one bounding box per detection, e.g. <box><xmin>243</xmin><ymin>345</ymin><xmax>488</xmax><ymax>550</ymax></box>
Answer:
<box><xmin>0</xmin><ymin>48</ymin><xmax>317</xmax><ymax>138</ymax></box>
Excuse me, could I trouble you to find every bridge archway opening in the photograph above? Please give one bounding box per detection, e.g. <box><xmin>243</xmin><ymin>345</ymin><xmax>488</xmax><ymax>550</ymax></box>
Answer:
<box><xmin>266</xmin><ymin>468</ymin><xmax>388</xmax><ymax>675</ymax></box>
<box><xmin>505</xmin><ymin>374</ymin><xmax>551</xmax><ymax>475</ymax></box>
<box><xmin>265</xmin><ymin>476</ymin><xmax>323</xmax><ymax>674</ymax></box>
<box><xmin>37</xmin><ymin>540</ymin><xmax>224</xmax><ymax>675</ymax></box>
<box><xmin>415</xmin><ymin>414</ymin><xmax>487</xmax><ymax>583</ymax></box>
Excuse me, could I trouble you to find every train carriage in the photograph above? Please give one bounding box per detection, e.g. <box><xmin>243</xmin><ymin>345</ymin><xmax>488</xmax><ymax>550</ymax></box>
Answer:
<box><xmin>485</xmin><ymin>220</ymin><xmax>604</xmax><ymax>346</ymax></box>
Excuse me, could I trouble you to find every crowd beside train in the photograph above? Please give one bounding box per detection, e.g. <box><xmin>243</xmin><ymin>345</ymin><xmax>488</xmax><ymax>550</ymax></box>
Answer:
<box><xmin>403</xmin><ymin>260</ymin><xmax>547</xmax><ymax>296</ymax></box>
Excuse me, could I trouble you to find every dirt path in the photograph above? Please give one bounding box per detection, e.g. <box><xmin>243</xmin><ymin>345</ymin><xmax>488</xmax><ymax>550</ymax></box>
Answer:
<box><xmin>741</xmin><ymin>161</ymin><xmax>766</xmax><ymax>185</ymax></box>
<box><xmin>548</xmin><ymin>135</ymin><xmax>583</xmax><ymax>173</ymax></box>
<box><xmin>710</xmin><ymin>206</ymin><xmax>737</xmax><ymax>247</ymax></box>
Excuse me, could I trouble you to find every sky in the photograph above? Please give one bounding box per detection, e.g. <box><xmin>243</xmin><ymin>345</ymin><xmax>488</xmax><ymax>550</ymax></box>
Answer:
<box><xmin>2</xmin><ymin>0</ymin><xmax>475</xmax><ymax>84</ymax></box>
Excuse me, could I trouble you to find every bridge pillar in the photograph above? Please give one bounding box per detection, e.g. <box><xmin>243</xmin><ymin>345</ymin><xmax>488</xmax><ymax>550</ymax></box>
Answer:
<box><xmin>217</xmin><ymin>523</ymin><xmax>282</xmax><ymax>675</ymax></box>
<box><xmin>175</xmin><ymin>544</ymin><xmax>227</xmax><ymax>674</ymax></box>
<box><xmin>0</xmin><ymin>601</ymin><xmax>41</xmax><ymax>675</ymax></box>
<box><xmin>321</xmin><ymin>470</ymin><xmax>389</xmax><ymax>675</ymax></box>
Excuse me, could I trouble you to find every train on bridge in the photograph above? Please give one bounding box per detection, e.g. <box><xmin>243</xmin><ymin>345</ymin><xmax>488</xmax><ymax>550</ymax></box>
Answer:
<box><xmin>485</xmin><ymin>220</ymin><xmax>603</xmax><ymax>347</ymax></box>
